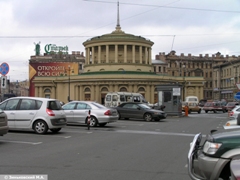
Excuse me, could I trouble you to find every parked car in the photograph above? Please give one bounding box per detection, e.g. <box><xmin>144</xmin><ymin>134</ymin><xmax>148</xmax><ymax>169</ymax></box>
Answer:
<box><xmin>0</xmin><ymin>109</ymin><xmax>8</xmax><ymax>136</ymax></box>
<box><xmin>223</xmin><ymin>102</ymin><xmax>240</xmax><ymax>112</ymax></box>
<box><xmin>188</xmin><ymin>129</ymin><xmax>240</xmax><ymax>180</ymax></box>
<box><xmin>202</xmin><ymin>101</ymin><xmax>226</xmax><ymax>113</ymax></box>
<box><xmin>0</xmin><ymin>97</ymin><xmax>67</xmax><ymax>134</ymax></box>
<box><xmin>62</xmin><ymin>101</ymin><xmax>118</xmax><ymax>127</ymax></box>
<box><xmin>115</xmin><ymin>102</ymin><xmax>167</xmax><ymax>121</ymax></box>
<box><xmin>181</xmin><ymin>102</ymin><xmax>201</xmax><ymax>114</ymax></box>
<box><xmin>229</xmin><ymin>105</ymin><xmax>240</xmax><ymax>120</ymax></box>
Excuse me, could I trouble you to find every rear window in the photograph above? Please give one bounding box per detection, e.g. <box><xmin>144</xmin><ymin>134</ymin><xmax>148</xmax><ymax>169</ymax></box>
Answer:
<box><xmin>47</xmin><ymin>101</ymin><xmax>62</xmax><ymax>110</ymax></box>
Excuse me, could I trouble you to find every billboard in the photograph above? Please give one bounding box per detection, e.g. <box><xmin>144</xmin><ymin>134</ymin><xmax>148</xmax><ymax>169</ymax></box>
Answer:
<box><xmin>29</xmin><ymin>62</ymin><xmax>79</xmax><ymax>96</ymax></box>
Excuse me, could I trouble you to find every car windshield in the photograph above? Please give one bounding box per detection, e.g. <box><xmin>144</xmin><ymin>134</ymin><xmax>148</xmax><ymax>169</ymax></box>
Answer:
<box><xmin>138</xmin><ymin>103</ymin><xmax>151</xmax><ymax>109</ymax></box>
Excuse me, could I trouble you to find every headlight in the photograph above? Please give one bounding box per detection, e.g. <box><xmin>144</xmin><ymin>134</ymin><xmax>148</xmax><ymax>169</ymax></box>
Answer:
<box><xmin>203</xmin><ymin>141</ymin><xmax>222</xmax><ymax>155</ymax></box>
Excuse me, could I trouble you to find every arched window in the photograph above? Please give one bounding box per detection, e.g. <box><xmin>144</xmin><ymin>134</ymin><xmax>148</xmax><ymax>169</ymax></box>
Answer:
<box><xmin>119</xmin><ymin>87</ymin><xmax>127</xmax><ymax>92</ymax></box>
<box><xmin>101</xmin><ymin>87</ymin><xmax>108</xmax><ymax>92</ymax></box>
<box><xmin>84</xmin><ymin>88</ymin><xmax>91</xmax><ymax>92</ymax></box>
<box><xmin>138</xmin><ymin>87</ymin><xmax>145</xmax><ymax>92</ymax></box>
<box><xmin>44</xmin><ymin>88</ymin><xmax>51</xmax><ymax>93</ymax></box>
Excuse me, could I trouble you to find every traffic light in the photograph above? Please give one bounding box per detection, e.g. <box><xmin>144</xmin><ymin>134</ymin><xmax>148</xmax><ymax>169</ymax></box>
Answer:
<box><xmin>1</xmin><ymin>76</ymin><xmax>7</xmax><ymax>88</ymax></box>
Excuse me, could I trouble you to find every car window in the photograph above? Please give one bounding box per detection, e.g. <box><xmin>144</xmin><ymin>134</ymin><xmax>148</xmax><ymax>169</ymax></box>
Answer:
<box><xmin>19</xmin><ymin>99</ymin><xmax>31</xmax><ymax>110</ymax></box>
<box><xmin>76</xmin><ymin>103</ymin><xmax>91</xmax><ymax>110</ymax></box>
<box><xmin>36</xmin><ymin>100</ymin><xmax>43</xmax><ymax>109</ymax></box>
<box><xmin>4</xmin><ymin>99</ymin><xmax>19</xmax><ymax>110</ymax></box>
<box><xmin>62</xmin><ymin>103</ymin><xmax>76</xmax><ymax>110</ymax></box>
<box><xmin>112</xmin><ymin>95</ymin><xmax>118</xmax><ymax>101</ymax></box>
<box><xmin>138</xmin><ymin>103</ymin><xmax>151</xmax><ymax>109</ymax></box>
<box><xmin>122</xmin><ymin>104</ymin><xmax>133</xmax><ymax>109</ymax></box>
<box><xmin>132</xmin><ymin>104</ymin><xmax>139</xmax><ymax>109</ymax></box>
<box><xmin>133</xmin><ymin>96</ymin><xmax>140</xmax><ymax>102</ymax></box>
<box><xmin>48</xmin><ymin>101</ymin><xmax>62</xmax><ymax>110</ymax></box>
<box><xmin>0</xmin><ymin>101</ymin><xmax>7</xmax><ymax>110</ymax></box>
<box><xmin>120</xmin><ymin>95</ymin><xmax>125</xmax><ymax>102</ymax></box>
<box><xmin>105</xmin><ymin>95</ymin><xmax>111</xmax><ymax>101</ymax></box>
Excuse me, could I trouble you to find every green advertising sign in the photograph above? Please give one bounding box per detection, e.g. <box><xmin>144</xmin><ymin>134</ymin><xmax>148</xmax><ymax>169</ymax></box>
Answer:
<box><xmin>44</xmin><ymin>44</ymin><xmax>68</xmax><ymax>54</ymax></box>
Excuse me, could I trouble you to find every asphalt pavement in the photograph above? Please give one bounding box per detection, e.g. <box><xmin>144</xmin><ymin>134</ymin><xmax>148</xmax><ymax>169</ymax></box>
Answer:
<box><xmin>0</xmin><ymin>111</ymin><xmax>231</xmax><ymax>180</ymax></box>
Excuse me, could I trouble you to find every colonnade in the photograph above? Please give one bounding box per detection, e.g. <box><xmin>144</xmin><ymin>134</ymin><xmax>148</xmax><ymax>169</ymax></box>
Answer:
<box><xmin>85</xmin><ymin>44</ymin><xmax>152</xmax><ymax>65</ymax></box>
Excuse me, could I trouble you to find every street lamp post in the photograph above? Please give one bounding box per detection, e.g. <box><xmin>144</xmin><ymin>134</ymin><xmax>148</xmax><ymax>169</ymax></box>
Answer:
<box><xmin>68</xmin><ymin>65</ymin><xmax>70</xmax><ymax>102</ymax></box>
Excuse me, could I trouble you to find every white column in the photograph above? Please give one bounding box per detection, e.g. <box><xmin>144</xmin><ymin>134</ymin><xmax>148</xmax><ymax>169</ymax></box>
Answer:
<box><xmin>140</xmin><ymin>46</ymin><xmax>142</xmax><ymax>64</ymax></box>
<box><xmin>124</xmin><ymin>45</ymin><xmax>127</xmax><ymax>63</ymax></box>
<box><xmin>92</xmin><ymin>46</ymin><xmax>95</xmax><ymax>64</ymax></box>
<box><xmin>132</xmin><ymin>45</ymin><xmax>135</xmax><ymax>63</ymax></box>
<box><xmin>145</xmin><ymin>47</ymin><xmax>148</xmax><ymax>64</ymax></box>
<box><xmin>106</xmin><ymin>45</ymin><xmax>109</xmax><ymax>63</ymax></box>
<box><xmin>98</xmin><ymin>46</ymin><xmax>101</xmax><ymax>64</ymax></box>
<box><xmin>149</xmin><ymin>47</ymin><xmax>152</xmax><ymax>65</ymax></box>
<box><xmin>115</xmin><ymin>45</ymin><xmax>118</xmax><ymax>63</ymax></box>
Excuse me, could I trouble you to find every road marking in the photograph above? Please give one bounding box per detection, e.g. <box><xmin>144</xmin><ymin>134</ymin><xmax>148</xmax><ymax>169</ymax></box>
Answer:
<box><xmin>8</xmin><ymin>132</ymin><xmax>71</xmax><ymax>139</ymax></box>
<box><xmin>115</xmin><ymin>129</ymin><xmax>206</xmax><ymax>137</ymax></box>
<box><xmin>0</xmin><ymin>140</ymin><xmax>42</xmax><ymax>145</ymax></box>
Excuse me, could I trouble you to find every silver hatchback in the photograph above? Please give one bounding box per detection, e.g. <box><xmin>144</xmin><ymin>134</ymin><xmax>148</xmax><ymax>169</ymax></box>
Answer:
<box><xmin>0</xmin><ymin>97</ymin><xmax>67</xmax><ymax>134</ymax></box>
<box><xmin>62</xmin><ymin>101</ymin><xmax>118</xmax><ymax>127</ymax></box>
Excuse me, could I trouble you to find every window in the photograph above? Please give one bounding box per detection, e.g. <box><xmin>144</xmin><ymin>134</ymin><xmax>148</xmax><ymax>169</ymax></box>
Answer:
<box><xmin>4</xmin><ymin>99</ymin><xmax>19</xmax><ymax>110</ymax></box>
<box><xmin>112</xmin><ymin>95</ymin><xmax>118</xmax><ymax>101</ymax></box>
<box><xmin>63</xmin><ymin>103</ymin><xmax>76</xmax><ymax>110</ymax></box>
<box><xmin>76</xmin><ymin>103</ymin><xmax>91</xmax><ymax>109</ymax></box>
<box><xmin>105</xmin><ymin>95</ymin><xmax>111</xmax><ymax>101</ymax></box>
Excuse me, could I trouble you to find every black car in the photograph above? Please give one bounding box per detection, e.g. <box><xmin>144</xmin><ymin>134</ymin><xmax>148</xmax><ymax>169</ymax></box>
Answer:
<box><xmin>115</xmin><ymin>102</ymin><xmax>167</xmax><ymax>121</ymax></box>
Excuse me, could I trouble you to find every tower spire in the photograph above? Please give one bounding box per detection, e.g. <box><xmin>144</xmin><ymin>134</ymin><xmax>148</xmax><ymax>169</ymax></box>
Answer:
<box><xmin>116</xmin><ymin>1</ymin><xmax>121</xmax><ymax>30</ymax></box>
<box><xmin>112</xmin><ymin>1</ymin><xmax>124</xmax><ymax>33</ymax></box>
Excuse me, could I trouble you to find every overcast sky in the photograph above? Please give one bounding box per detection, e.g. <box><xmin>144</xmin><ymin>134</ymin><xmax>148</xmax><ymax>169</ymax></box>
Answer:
<box><xmin>0</xmin><ymin>0</ymin><xmax>240</xmax><ymax>81</ymax></box>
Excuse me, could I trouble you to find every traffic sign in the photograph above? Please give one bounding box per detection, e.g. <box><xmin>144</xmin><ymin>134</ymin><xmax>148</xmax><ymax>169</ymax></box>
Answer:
<box><xmin>0</xmin><ymin>62</ymin><xmax>9</xmax><ymax>76</ymax></box>
<box><xmin>234</xmin><ymin>92</ymin><xmax>240</xmax><ymax>100</ymax></box>
<box><xmin>236</xmin><ymin>83</ymin><xmax>240</xmax><ymax>90</ymax></box>
<box><xmin>1</xmin><ymin>76</ymin><xmax>7</xmax><ymax>88</ymax></box>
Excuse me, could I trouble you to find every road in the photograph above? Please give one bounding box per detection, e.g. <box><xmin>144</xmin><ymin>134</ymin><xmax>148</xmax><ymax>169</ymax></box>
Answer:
<box><xmin>0</xmin><ymin>111</ymin><xmax>230</xmax><ymax>180</ymax></box>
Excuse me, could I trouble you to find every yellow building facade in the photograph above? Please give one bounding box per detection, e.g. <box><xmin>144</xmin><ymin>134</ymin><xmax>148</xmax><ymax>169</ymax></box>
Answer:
<box><xmin>32</xmin><ymin>23</ymin><xmax>204</xmax><ymax>104</ymax></box>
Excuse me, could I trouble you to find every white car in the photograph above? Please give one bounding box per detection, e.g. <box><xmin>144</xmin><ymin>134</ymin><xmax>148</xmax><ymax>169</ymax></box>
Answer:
<box><xmin>62</xmin><ymin>101</ymin><xmax>118</xmax><ymax>127</ymax></box>
<box><xmin>229</xmin><ymin>105</ymin><xmax>240</xmax><ymax>120</ymax></box>
<box><xmin>0</xmin><ymin>97</ymin><xmax>67</xmax><ymax>134</ymax></box>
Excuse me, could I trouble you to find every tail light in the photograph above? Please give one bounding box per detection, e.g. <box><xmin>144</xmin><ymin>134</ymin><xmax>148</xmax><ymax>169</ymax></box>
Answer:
<box><xmin>104</xmin><ymin>110</ymin><xmax>112</xmax><ymax>116</ymax></box>
<box><xmin>46</xmin><ymin>108</ymin><xmax>55</xmax><ymax>116</ymax></box>
<box><xmin>230</xmin><ymin>111</ymin><xmax>234</xmax><ymax>116</ymax></box>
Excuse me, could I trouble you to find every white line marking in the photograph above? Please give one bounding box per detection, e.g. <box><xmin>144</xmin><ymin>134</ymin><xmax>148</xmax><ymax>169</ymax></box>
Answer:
<box><xmin>0</xmin><ymin>140</ymin><xmax>42</xmax><ymax>145</ymax></box>
<box><xmin>115</xmin><ymin>130</ymin><xmax>206</xmax><ymax>137</ymax></box>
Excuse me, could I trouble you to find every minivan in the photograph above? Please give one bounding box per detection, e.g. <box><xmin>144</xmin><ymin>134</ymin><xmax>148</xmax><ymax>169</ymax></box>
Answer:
<box><xmin>0</xmin><ymin>97</ymin><xmax>67</xmax><ymax>134</ymax></box>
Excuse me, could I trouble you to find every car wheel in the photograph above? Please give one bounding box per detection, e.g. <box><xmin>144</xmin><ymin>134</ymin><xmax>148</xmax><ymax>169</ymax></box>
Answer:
<box><xmin>99</xmin><ymin>123</ymin><xmax>107</xmax><ymax>127</ymax></box>
<box><xmin>144</xmin><ymin>113</ymin><xmax>152</xmax><ymax>121</ymax></box>
<box><xmin>50</xmin><ymin>128</ymin><xmax>61</xmax><ymax>133</ymax></box>
<box><xmin>205</xmin><ymin>110</ymin><xmax>208</xmax><ymax>113</ymax></box>
<box><xmin>33</xmin><ymin>120</ymin><xmax>48</xmax><ymax>134</ymax></box>
<box><xmin>188</xmin><ymin>109</ymin><xmax>192</xmax><ymax>114</ymax></box>
<box><xmin>124</xmin><ymin>118</ymin><xmax>129</xmax><ymax>120</ymax></box>
<box><xmin>118</xmin><ymin>112</ymin><xmax>121</xmax><ymax>120</ymax></box>
<box><xmin>198</xmin><ymin>110</ymin><xmax>201</xmax><ymax>114</ymax></box>
<box><xmin>90</xmin><ymin>116</ymin><xmax>98</xmax><ymax>127</ymax></box>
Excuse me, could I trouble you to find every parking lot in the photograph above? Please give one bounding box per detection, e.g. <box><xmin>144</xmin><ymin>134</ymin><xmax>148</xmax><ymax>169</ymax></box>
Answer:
<box><xmin>0</xmin><ymin>112</ymin><xmax>231</xmax><ymax>180</ymax></box>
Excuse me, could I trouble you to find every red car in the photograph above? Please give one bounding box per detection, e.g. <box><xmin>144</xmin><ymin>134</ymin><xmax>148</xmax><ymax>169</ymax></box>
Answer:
<box><xmin>223</xmin><ymin>102</ymin><xmax>239</xmax><ymax>112</ymax></box>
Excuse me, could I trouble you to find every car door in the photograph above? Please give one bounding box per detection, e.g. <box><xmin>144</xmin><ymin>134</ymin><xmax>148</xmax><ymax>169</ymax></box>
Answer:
<box><xmin>131</xmin><ymin>104</ymin><xmax>144</xmax><ymax>119</ymax></box>
<box><xmin>15</xmin><ymin>99</ymin><xmax>38</xmax><ymax>128</ymax></box>
<box><xmin>62</xmin><ymin>102</ymin><xmax>76</xmax><ymax>123</ymax></box>
<box><xmin>119</xmin><ymin>103</ymin><xmax>133</xmax><ymax>118</ymax></box>
<box><xmin>74</xmin><ymin>103</ymin><xmax>91</xmax><ymax>123</ymax></box>
<box><xmin>0</xmin><ymin>99</ymin><xmax>20</xmax><ymax>128</ymax></box>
